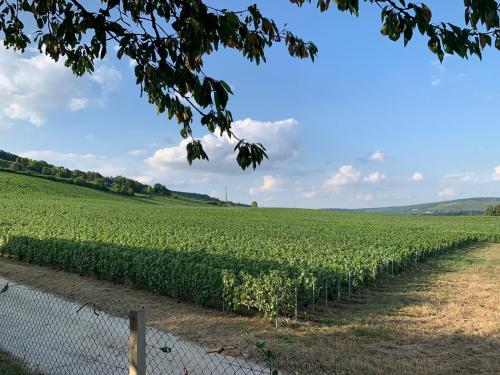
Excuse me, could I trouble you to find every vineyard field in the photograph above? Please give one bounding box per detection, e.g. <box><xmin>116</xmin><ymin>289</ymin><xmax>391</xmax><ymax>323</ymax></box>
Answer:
<box><xmin>1</xmin><ymin>171</ymin><xmax>499</xmax><ymax>318</ymax></box>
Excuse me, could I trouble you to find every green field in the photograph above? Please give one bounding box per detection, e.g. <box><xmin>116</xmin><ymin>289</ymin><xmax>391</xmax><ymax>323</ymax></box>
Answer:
<box><xmin>1</xmin><ymin>171</ymin><xmax>499</xmax><ymax>317</ymax></box>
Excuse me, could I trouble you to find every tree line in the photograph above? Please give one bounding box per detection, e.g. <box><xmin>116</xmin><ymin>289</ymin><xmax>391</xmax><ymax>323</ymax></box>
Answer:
<box><xmin>0</xmin><ymin>150</ymin><xmax>171</xmax><ymax>197</ymax></box>
<box><xmin>484</xmin><ymin>205</ymin><xmax>500</xmax><ymax>216</ymax></box>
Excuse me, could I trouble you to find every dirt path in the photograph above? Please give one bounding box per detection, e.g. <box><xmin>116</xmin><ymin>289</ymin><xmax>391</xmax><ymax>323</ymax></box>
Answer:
<box><xmin>0</xmin><ymin>243</ymin><xmax>498</xmax><ymax>374</ymax></box>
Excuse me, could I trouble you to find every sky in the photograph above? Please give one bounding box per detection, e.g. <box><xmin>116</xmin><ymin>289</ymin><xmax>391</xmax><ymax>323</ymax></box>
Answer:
<box><xmin>0</xmin><ymin>1</ymin><xmax>499</xmax><ymax>208</ymax></box>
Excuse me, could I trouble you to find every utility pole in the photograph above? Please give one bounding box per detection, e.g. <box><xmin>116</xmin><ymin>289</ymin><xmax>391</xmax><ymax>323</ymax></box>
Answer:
<box><xmin>225</xmin><ymin>185</ymin><xmax>228</xmax><ymax>206</ymax></box>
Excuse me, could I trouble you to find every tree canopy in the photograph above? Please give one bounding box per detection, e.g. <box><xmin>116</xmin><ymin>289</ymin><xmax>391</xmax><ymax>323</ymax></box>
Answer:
<box><xmin>484</xmin><ymin>204</ymin><xmax>500</xmax><ymax>216</ymax></box>
<box><xmin>1</xmin><ymin>0</ymin><xmax>498</xmax><ymax>169</ymax></box>
<box><xmin>4</xmin><ymin>152</ymin><xmax>168</xmax><ymax>196</ymax></box>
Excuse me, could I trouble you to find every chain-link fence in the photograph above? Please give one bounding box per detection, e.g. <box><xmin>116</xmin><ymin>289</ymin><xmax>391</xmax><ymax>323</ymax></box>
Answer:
<box><xmin>0</xmin><ymin>277</ymin><xmax>314</xmax><ymax>374</ymax></box>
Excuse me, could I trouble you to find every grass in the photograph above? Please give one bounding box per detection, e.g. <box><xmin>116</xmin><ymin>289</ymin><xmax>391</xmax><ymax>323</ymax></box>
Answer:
<box><xmin>0</xmin><ymin>242</ymin><xmax>498</xmax><ymax>374</ymax></box>
<box><xmin>0</xmin><ymin>350</ymin><xmax>38</xmax><ymax>375</ymax></box>
<box><xmin>0</xmin><ymin>169</ymin><xmax>220</xmax><ymax>207</ymax></box>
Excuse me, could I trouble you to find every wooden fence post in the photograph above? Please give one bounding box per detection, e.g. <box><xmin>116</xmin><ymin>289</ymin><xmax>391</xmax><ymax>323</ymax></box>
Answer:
<box><xmin>129</xmin><ymin>308</ymin><xmax>146</xmax><ymax>375</ymax></box>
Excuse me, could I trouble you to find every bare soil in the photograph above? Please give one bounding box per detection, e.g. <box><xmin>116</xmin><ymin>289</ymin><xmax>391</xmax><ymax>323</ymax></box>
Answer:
<box><xmin>0</xmin><ymin>243</ymin><xmax>498</xmax><ymax>374</ymax></box>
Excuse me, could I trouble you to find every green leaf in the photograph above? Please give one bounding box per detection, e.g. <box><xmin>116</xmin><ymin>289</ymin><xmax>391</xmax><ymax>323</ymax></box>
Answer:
<box><xmin>421</xmin><ymin>4</ymin><xmax>432</xmax><ymax>23</ymax></box>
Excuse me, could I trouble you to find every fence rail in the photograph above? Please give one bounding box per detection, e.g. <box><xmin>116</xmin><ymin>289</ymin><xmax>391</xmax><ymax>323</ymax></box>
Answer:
<box><xmin>0</xmin><ymin>277</ymin><xmax>299</xmax><ymax>375</ymax></box>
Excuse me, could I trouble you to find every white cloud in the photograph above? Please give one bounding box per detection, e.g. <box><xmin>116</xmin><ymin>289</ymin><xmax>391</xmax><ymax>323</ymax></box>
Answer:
<box><xmin>134</xmin><ymin>175</ymin><xmax>154</xmax><ymax>185</ymax></box>
<box><xmin>128</xmin><ymin>58</ymin><xmax>137</xmax><ymax>68</ymax></box>
<box><xmin>90</xmin><ymin>65</ymin><xmax>122</xmax><ymax>91</ymax></box>
<box><xmin>210</xmin><ymin>190</ymin><xmax>221</xmax><ymax>199</ymax></box>
<box><xmin>22</xmin><ymin>150</ymin><xmax>100</xmax><ymax>163</ymax></box>
<box><xmin>369</xmin><ymin>151</ymin><xmax>385</xmax><ymax>162</ymax></box>
<box><xmin>355</xmin><ymin>193</ymin><xmax>374</xmax><ymax>202</ymax></box>
<box><xmin>128</xmin><ymin>149</ymin><xmax>147</xmax><ymax>157</ymax></box>
<box><xmin>145</xmin><ymin>118</ymin><xmax>299</xmax><ymax>175</ymax></box>
<box><xmin>410</xmin><ymin>172</ymin><xmax>424</xmax><ymax>182</ymax></box>
<box><xmin>297</xmin><ymin>191</ymin><xmax>317</xmax><ymax>199</ymax></box>
<box><xmin>492</xmin><ymin>166</ymin><xmax>500</xmax><ymax>181</ymax></box>
<box><xmin>444</xmin><ymin>172</ymin><xmax>478</xmax><ymax>183</ymax></box>
<box><xmin>323</xmin><ymin>165</ymin><xmax>360</xmax><ymax>190</ymax></box>
<box><xmin>20</xmin><ymin>150</ymin><xmax>128</xmax><ymax>176</ymax></box>
<box><xmin>249</xmin><ymin>175</ymin><xmax>283</xmax><ymax>195</ymax></box>
<box><xmin>431</xmin><ymin>78</ymin><xmax>441</xmax><ymax>86</ymax></box>
<box><xmin>438</xmin><ymin>187</ymin><xmax>456</xmax><ymax>197</ymax></box>
<box><xmin>363</xmin><ymin>172</ymin><xmax>385</xmax><ymax>184</ymax></box>
<box><xmin>0</xmin><ymin>45</ymin><xmax>120</xmax><ymax>126</ymax></box>
<box><xmin>431</xmin><ymin>60</ymin><xmax>446</xmax><ymax>72</ymax></box>
<box><xmin>69</xmin><ymin>97</ymin><xmax>89</xmax><ymax>111</ymax></box>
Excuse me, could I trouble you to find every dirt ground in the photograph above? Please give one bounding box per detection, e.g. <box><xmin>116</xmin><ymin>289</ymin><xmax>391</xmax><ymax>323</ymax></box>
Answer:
<box><xmin>0</xmin><ymin>243</ymin><xmax>498</xmax><ymax>374</ymax></box>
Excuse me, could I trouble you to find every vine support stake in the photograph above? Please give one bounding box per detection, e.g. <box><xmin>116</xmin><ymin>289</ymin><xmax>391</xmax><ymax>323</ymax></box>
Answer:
<box><xmin>312</xmin><ymin>279</ymin><xmax>315</xmax><ymax>313</ymax></box>
<box><xmin>275</xmin><ymin>291</ymin><xmax>278</xmax><ymax>329</ymax></box>
<box><xmin>337</xmin><ymin>278</ymin><xmax>341</xmax><ymax>303</ymax></box>
<box><xmin>294</xmin><ymin>284</ymin><xmax>298</xmax><ymax>320</ymax></box>
<box><xmin>325</xmin><ymin>279</ymin><xmax>328</xmax><ymax>308</ymax></box>
<box><xmin>348</xmin><ymin>272</ymin><xmax>352</xmax><ymax>299</ymax></box>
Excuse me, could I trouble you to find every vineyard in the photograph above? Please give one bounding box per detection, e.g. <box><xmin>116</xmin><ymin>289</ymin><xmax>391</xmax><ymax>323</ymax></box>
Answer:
<box><xmin>1</xmin><ymin>171</ymin><xmax>499</xmax><ymax>319</ymax></box>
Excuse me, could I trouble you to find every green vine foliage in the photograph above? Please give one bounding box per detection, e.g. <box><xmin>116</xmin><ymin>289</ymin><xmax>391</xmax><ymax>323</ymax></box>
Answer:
<box><xmin>1</xmin><ymin>172</ymin><xmax>500</xmax><ymax>319</ymax></box>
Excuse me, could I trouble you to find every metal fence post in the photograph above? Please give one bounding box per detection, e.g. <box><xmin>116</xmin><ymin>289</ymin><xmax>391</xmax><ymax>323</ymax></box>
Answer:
<box><xmin>129</xmin><ymin>308</ymin><xmax>146</xmax><ymax>375</ymax></box>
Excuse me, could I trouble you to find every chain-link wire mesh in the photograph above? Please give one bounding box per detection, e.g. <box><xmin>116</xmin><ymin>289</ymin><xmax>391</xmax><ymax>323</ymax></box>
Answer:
<box><xmin>0</xmin><ymin>277</ymin><xmax>316</xmax><ymax>374</ymax></box>
<box><xmin>0</xmin><ymin>277</ymin><xmax>129</xmax><ymax>374</ymax></box>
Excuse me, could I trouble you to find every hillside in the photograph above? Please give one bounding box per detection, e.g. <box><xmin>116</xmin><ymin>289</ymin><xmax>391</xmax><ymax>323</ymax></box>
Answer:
<box><xmin>330</xmin><ymin>197</ymin><xmax>500</xmax><ymax>216</ymax></box>
<box><xmin>0</xmin><ymin>170</ymin><xmax>217</xmax><ymax>207</ymax></box>
<box><xmin>0</xmin><ymin>150</ymin><xmax>244</xmax><ymax>207</ymax></box>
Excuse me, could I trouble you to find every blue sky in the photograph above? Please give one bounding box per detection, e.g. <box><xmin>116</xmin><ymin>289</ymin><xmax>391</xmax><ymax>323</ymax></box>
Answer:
<box><xmin>0</xmin><ymin>1</ymin><xmax>499</xmax><ymax>208</ymax></box>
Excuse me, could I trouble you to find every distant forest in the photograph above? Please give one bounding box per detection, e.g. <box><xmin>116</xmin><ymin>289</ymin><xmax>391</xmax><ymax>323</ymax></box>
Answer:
<box><xmin>0</xmin><ymin>150</ymin><xmax>232</xmax><ymax>205</ymax></box>
<box><xmin>484</xmin><ymin>205</ymin><xmax>500</xmax><ymax>216</ymax></box>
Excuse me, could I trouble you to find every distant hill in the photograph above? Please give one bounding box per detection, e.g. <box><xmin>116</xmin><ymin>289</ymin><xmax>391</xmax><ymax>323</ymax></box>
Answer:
<box><xmin>0</xmin><ymin>149</ymin><xmax>246</xmax><ymax>207</ymax></box>
<box><xmin>328</xmin><ymin>198</ymin><xmax>500</xmax><ymax>216</ymax></box>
